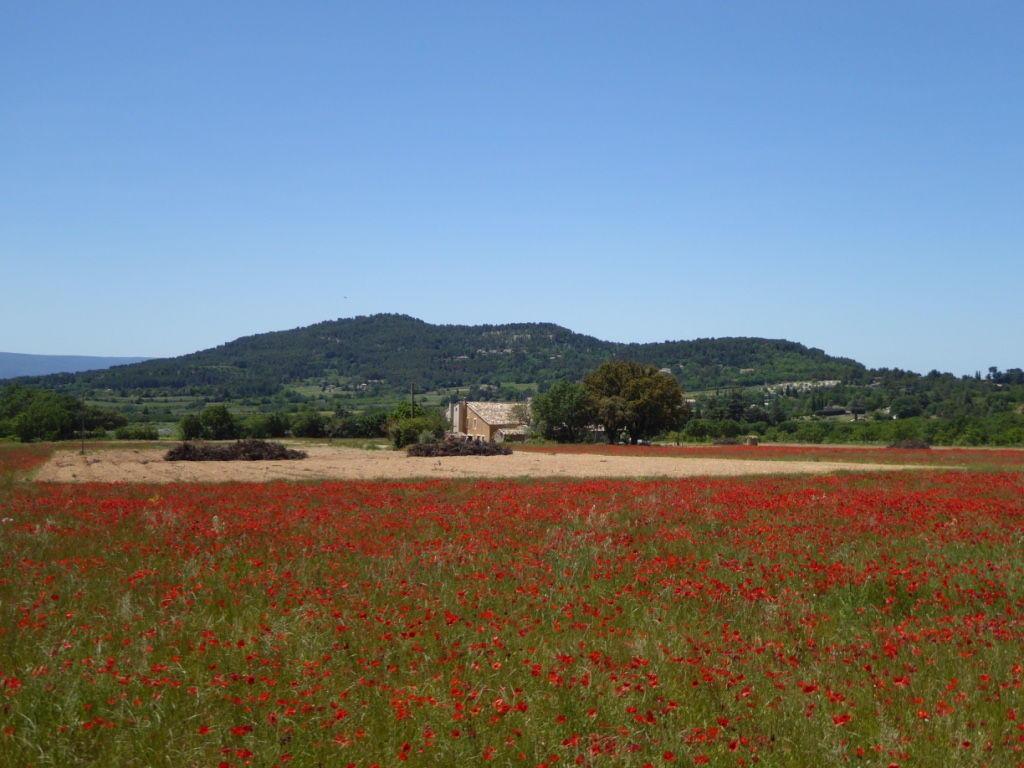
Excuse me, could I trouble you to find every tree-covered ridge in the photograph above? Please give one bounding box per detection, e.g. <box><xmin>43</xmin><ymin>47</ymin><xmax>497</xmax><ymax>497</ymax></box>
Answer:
<box><xmin>17</xmin><ymin>313</ymin><xmax>864</xmax><ymax>397</ymax></box>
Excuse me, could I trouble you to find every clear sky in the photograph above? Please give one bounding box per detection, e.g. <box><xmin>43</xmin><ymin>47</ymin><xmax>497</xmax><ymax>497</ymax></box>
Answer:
<box><xmin>2</xmin><ymin>2</ymin><xmax>1021</xmax><ymax>375</ymax></box>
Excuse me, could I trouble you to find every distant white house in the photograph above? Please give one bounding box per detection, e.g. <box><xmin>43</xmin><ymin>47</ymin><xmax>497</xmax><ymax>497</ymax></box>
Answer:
<box><xmin>448</xmin><ymin>400</ymin><xmax>530</xmax><ymax>442</ymax></box>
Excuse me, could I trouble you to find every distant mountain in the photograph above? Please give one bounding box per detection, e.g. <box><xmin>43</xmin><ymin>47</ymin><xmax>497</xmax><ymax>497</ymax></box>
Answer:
<box><xmin>17</xmin><ymin>314</ymin><xmax>867</xmax><ymax>397</ymax></box>
<box><xmin>0</xmin><ymin>352</ymin><xmax>151</xmax><ymax>380</ymax></box>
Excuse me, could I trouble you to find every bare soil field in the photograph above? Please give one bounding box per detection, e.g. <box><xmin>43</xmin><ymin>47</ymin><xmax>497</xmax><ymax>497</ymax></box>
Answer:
<box><xmin>34</xmin><ymin>444</ymin><xmax>926</xmax><ymax>483</ymax></box>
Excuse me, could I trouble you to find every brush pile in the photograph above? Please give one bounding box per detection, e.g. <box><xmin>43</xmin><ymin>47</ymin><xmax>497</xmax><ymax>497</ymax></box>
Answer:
<box><xmin>165</xmin><ymin>440</ymin><xmax>307</xmax><ymax>461</ymax></box>
<box><xmin>887</xmin><ymin>439</ymin><xmax>931</xmax><ymax>450</ymax></box>
<box><xmin>407</xmin><ymin>436</ymin><xmax>512</xmax><ymax>457</ymax></box>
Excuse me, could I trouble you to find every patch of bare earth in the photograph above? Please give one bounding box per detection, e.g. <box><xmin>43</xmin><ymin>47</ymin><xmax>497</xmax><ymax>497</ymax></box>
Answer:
<box><xmin>34</xmin><ymin>445</ymin><xmax>927</xmax><ymax>483</ymax></box>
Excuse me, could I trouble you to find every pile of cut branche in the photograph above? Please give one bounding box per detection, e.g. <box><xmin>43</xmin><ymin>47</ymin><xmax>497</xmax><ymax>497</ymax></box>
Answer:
<box><xmin>165</xmin><ymin>440</ymin><xmax>307</xmax><ymax>461</ymax></box>
<box><xmin>887</xmin><ymin>439</ymin><xmax>931</xmax><ymax>450</ymax></box>
<box><xmin>407</xmin><ymin>436</ymin><xmax>511</xmax><ymax>457</ymax></box>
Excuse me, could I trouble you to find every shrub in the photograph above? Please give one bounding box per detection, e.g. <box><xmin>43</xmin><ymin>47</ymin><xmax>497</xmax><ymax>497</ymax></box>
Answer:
<box><xmin>199</xmin><ymin>405</ymin><xmax>241</xmax><ymax>440</ymax></box>
<box><xmin>791</xmin><ymin>420</ymin><xmax>830</xmax><ymax>444</ymax></box>
<box><xmin>245</xmin><ymin>413</ymin><xmax>290</xmax><ymax>439</ymax></box>
<box><xmin>290</xmin><ymin>410</ymin><xmax>327</xmax><ymax>438</ymax></box>
<box><xmin>389</xmin><ymin>414</ymin><xmax>446</xmax><ymax>449</ymax></box>
<box><xmin>327</xmin><ymin>410</ymin><xmax>392</xmax><ymax>439</ymax></box>
<box><xmin>891</xmin><ymin>396</ymin><xmax>923</xmax><ymax>419</ymax></box>
<box><xmin>389</xmin><ymin>401</ymin><xmax>427</xmax><ymax>421</ymax></box>
<box><xmin>356</xmin><ymin>411</ymin><xmax>389</xmax><ymax>438</ymax></box>
<box><xmin>682</xmin><ymin>419</ymin><xmax>712</xmax><ymax>441</ymax></box>
<box><xmin>179</xmin><ymin>414</ymin><xmax>204</xmax><ymax>441</ymax></box>
<box><xmin>711</xmin><ymin>419</ymin><xmax>743</xmax><ymax>439</ymax></box>
<box><xmin>265</xmin><ymin>412</ymin><xmax>291</xmax><ymax>437</ymax></box>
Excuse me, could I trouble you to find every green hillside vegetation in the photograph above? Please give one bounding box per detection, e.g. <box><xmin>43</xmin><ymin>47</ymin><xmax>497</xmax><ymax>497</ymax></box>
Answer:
<box><xmin>16</xmin><ymin>314</ymin><xmax>864</xmax><ymax>398</ymax></box>
<box><xmin>5</xmin><ymin>315</ymin><xmax>1023</xmax><ymax>446</ymax></box>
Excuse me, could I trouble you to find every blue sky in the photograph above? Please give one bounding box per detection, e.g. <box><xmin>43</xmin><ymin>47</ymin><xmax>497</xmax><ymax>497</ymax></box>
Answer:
<box><xmin>2</xmin><ymin>2</ymin><xmax>1021</xmax><ymax>375</ymax></box>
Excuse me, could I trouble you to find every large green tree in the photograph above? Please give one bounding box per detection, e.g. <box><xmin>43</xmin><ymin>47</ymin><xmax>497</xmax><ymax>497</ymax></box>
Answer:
<box><xmin>198</xmin><ymin>405</ymin><xmax>241</xmax><ymax>440</ymax></box>
<box><xmin>584</xmin><ymin>360</ymin><xmax>686</xmax><ymax>443</ymax></box>
<box><xmin>13</xmin><ymin>393</ymin><xmax>77</xmax><ymax>442</ymax></box>
<box><xmin>532</xmin><ymin>381</ymin><xmax>595</xmax><ymax>443</ymax></box>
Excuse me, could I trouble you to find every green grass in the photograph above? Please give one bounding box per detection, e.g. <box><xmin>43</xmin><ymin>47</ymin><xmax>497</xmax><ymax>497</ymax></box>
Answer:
<box><xmin>0</xmin><ymin>463</ymin><xmax>1021</xmax><ymax>766</ymax></box>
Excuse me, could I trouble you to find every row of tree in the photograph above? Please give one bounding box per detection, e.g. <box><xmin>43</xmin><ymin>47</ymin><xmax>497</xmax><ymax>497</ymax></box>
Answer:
<box><xmin>177</xmin><ymin>402</ymin><xmax>446</xmax><ymax>448</ymax></box>
<box><xmin>0</xmin><ymin>380</ymin><xmax>449</xmax><ymax>448</ymax></box>
<box><xmin>694</xmin><ymin>372</ymin><xmax>1024</xmax><ymax>426</ymax></box>
<box><xmin>0</xmin><ymin>385</ymin><xmax>127</xmax><ymax>442</ymax></box>
<box><xmin>672</xmin><ymin>412</ymin><xmax>1024</xmax><ymax>446</ymax></box>
<box><xmin>531</xmin><ymin>360</ymin><xmax>1024</xmax><ymax>446</ymax></box>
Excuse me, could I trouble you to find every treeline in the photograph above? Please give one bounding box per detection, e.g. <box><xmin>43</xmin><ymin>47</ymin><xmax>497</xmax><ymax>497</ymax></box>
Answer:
<box><xmin>531</xmin><ymin>361</ymin><xmax>1024</xmax><ymax>447</ymax></box>
<box><xmin>0</xmin><ymin>385</ymin><xmax>127</xmax><ymax>442</ymax></box>
<box><xmin>176</xmin><ymin>402</ymin><xmax>446</xmax><ymax>449</ymax></box>
<box><xmin>675</xmin><ymin>413</ymin><xmax>1024</xmax><ymax>447</ymax></box>
<box><xmin>686</xmin><ymin>366</ymin><xmax>1024</xmax><ymax>446</ymax></box>
<box><xmin>2</xmin><ymin>380</ymin><xmax>451</xmax><ymax>450</ymax></box>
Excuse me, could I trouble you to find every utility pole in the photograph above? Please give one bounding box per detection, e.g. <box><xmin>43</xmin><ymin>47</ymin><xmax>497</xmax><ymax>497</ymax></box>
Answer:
<box><xmin>79</xmin><ymin>398</ymin><xmax>86</xmax><ymax>456</ymax></box>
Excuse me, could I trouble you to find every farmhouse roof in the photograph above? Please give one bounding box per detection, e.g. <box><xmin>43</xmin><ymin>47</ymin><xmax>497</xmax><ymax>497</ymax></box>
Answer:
<box><xmin>466</xmin><ymin>401</ymin><xmax>523</xmax><ymax>426</ymax></box>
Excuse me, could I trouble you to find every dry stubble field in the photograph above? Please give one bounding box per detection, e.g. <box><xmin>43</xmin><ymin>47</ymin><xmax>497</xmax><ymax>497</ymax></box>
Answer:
<box><xmin>1</xmin><ymin>443</ymin><xmax>1023</xmax><ymax>768</ymax></box>
<box><xmin>34</xmin><ymin>443</ymin><xmax>924</xmax><ymax>483</ymax></box>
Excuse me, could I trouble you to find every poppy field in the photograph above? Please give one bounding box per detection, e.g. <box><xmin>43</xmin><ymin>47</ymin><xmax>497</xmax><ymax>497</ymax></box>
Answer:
<box><xmin>517</xmin><ymin>443</ymin><xmax>1024</xmax><ymax>470</ymax></box>
<box><xmin>1</xmin><ymin>447</ymin><xmax>1023</xmax><ymax>767</ymax></box>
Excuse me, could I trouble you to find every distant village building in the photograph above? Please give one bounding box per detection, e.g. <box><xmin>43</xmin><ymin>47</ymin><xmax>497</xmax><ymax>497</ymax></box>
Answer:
<box><xmin>448</xmin><ymin>400</ymin><xmax>530</xmax><ymax>443</ymax></box>
<box><xmin>764</xmin><ymin>379</ymin><xmax>842</xmax><ymax>395</ymax></box>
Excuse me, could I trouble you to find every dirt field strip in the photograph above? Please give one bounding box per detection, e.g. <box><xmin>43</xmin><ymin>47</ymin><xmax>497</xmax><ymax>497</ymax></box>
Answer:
<box><xmin>34</xmin><ymin>445</ymin><xmax>932</xmax><ymax>483</ymax></box>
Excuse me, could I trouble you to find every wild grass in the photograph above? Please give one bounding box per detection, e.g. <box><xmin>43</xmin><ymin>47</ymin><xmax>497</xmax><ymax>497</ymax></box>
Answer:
<box><xmin>0</xmin><ymin>446</ymin><xmax>1021</xmax><ymax>766</ymax></box>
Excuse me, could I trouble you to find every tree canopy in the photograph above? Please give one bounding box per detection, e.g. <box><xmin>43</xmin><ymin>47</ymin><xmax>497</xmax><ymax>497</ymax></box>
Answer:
<box><xmin>584</xmin><ymin>361</ymin><xmax>687</xmax><ymax>443</ymax></box>
<box><xmin>14</xmin><ymin>314</ymin><xmax>864</xmax><ymax>400</ymax></box>
<box><xmin>531</xmin><ymin>381</ymin><xmax>595</xmax><ymax>443</ymax></box>
<box><xmin>0</xmin><ymin>385</ymin><xmax>126</xmax><ymax>442</ymax></box>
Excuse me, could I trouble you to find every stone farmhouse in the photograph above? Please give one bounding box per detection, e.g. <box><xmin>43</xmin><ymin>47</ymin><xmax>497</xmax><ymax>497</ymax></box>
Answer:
<box><xmin>447</xmin><ymin>400</ymin><xmax>530</xmax><ymax>442</ymax></box>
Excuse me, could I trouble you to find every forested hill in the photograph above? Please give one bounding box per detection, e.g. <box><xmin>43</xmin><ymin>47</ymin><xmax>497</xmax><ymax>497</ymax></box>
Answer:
<box><xmin>20</xmin><ymin>314</ymin><xmax>866</xmax><ymax>396</ymax></box>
